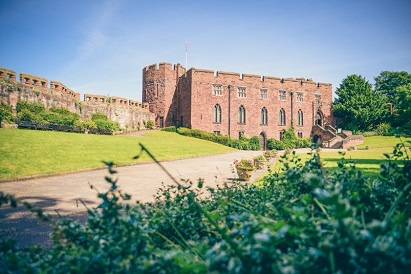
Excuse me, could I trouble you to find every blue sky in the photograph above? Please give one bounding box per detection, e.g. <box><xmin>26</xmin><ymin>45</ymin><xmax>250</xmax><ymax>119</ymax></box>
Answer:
<box><xmin>0</xmin><ymin>0</ymin><xmax>410</xmax><ymax>100</ymax></box>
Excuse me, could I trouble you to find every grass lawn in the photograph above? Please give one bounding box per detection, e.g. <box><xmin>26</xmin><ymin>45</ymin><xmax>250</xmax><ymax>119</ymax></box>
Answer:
<box><xmin>0</xmin><ymin>129</ymin><xmax>235</xmax><ymax>181</ymax></box>
<box><xmin>274</xmin><ymin>136</ymin><xmax>411</xmax><ymax>176</ymax></box>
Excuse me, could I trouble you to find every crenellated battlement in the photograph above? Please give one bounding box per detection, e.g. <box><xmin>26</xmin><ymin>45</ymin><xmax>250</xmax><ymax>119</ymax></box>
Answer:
<box><xmin>143</xmin><ymin>62</ymin><xmax>187</xmax><ymax>73</ymax></box>
<box><xmin>187</xmin><ymin>66</ymin><xmax>331</xmax><ymax>87</ymax></box>
<box><xmin>0</xmin><ymin>68</ymin><xmax>17</xmax><ymax>81</ymax></box>
<box><xmin>20</xmin><ymin>73</ymin><xmax>48</xmax><ymax>89</ymax></box>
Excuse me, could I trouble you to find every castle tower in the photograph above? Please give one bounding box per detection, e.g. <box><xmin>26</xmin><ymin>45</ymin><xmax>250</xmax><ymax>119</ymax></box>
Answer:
<box><xmin>142</xmin><ymin>63</ymin><xmax>186</xmax><ymax>127</ymax></box>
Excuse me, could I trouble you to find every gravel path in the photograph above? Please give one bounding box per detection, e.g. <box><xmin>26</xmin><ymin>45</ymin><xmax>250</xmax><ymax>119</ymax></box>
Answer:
<box><xmin>0</xmin><ymin>150</ymin><xmax>262</xmax><ymax>247</ymax></box>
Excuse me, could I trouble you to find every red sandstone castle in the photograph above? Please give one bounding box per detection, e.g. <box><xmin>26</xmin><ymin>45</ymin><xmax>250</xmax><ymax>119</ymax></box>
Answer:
<box><xmin>142</xmin><ymin>62</ymin><xmax>352</xmax><ymax>147</ymax></box>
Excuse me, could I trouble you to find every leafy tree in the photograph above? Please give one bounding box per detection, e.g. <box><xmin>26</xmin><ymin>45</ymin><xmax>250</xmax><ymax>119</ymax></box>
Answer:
<box><xmin>394</xmin><ymin>83</ymin><xmax>411</xmax><ymax>130</ymax></box>
<box><xmin>333</xmin><ymin>74</ymin><xmax>388</xmax><ymax>131</ymax></box>
<box><xmin>375</xmin><ymin>71</ymin><xmax>411</xmax><ymax>104</ymax></box>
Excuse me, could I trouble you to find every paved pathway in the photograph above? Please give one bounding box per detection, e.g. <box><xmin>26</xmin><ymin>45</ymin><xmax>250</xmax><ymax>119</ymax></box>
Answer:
<box><xmin>0</xmin><ymin>150</ymin><xmax>262</xmax><ymax>247</ymax></box>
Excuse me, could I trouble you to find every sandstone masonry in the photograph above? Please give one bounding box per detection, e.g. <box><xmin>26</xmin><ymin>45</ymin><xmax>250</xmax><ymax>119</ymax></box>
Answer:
<box><xmin>0</xmin><ymin>67</ymin><xmax>154</xmax><ymax>129</ymax></box>
<box><xmin>142</xmin><ymin>63</ymin><xmax>355</xmax><ymax>147</ymax></box>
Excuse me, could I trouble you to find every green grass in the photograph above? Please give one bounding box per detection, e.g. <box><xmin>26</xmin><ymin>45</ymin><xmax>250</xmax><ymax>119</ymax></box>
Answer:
<box><xmin>274</xmin><ymin>136</ymin><xmax>411</xmax><ymax>176</ymax></box>
<box><xmin>0</xmin><ymin>129</ymin><xmax>235</xmax><ymax>181</ymax></box>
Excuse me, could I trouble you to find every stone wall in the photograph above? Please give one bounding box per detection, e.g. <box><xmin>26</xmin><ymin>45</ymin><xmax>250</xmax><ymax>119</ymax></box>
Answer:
<box><xmin>143</xmin><ymin>63</ymin><xmax>334</xmax><ymax>141</ymax></box>
<box><xmin>0</xmin><ymin>67</ymin><xmax>154</xmax><ymax>129</ymax></box>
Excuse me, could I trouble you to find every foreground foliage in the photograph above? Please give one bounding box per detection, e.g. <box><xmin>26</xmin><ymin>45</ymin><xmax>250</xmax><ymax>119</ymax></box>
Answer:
<box><xmin>0</xmin><ymin>141</ymin><xmax>410</xmax><ymax>273</ymax></box>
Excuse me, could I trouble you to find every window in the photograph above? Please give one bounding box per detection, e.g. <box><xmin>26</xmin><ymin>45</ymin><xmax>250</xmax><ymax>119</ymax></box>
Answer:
<box><xmin>238</xmin><ymin>87</ymin><xmax>246</xmax><ymax>98</ymax></box>
<box><xmin>315</xmin><ymin>111</ymin><xmax>323</xmax><ymax>126</ymax></box>
<box><xmin>315</xmin><ymin>94</ymin><xmax>321</xmax><ymax>105</ymax></box>
<box><xmin>239</xmin><ymin>105</ymin><xmax>246</xmax><ymax>124</ymax></box>
<box><xmin>297</xmin><ymin>109</ymin><xmax>304</xmax><ymax>126</ymax></box>
<box><xmin>279</xmin><ymin>108</ymin><xmax>286</xmax><ymax>126</ymax></box>
<box><xmin>261</xmin><ymin>107</ymin><xmax>268</xmax><ymax>125</ymax></box>
<box><xmin>260</xmin><ymin>89</ymin><xmax>268</xmax><ymax>99</ymax></box>
<box><xmin>213</xmin><ymin>85</ymin><xmax>223</xmax><ymax>96</ymax></box>
<box><xmin>298</xmin><ymin>132</ymin><xmax>303</xmax><ymax>138</ymax></box>
<box><xmin>279</xmin><ymin>90</ymin><xmax>287</xmax><ymax>101</ymax></box>
<box><xmin>214</xmin><ymin>131</ymin><xmax>221</xmax><ymax>135</ymax></box>
<box><xmin>296</xmin><ymin>92</ymin><xmax>304</xmax><ymax>102</ymax></box>
<box><xmin>239</xmin><ymin>131</ymin><xmax>245</xmax><ymax>139</ymax></box>
<box><xmin>214</xmin><ymin>104</ymin><xmax>222</xmax><ymax>124</ymax></box>
<box><xmin>280</xmin><ymin>130</ymin><xmax>285</xmax><ymax>140</ymax></box>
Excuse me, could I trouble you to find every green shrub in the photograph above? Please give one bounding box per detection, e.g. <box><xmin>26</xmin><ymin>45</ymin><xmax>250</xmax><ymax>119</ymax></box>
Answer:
<box><xmin>145</xmin><ymin>120</ymin><xmax>155</xmax><ymax>129</ymax></box>
<box><xmin>17</xmin><ymin>108</ymin><xmax>48</xmax><ymax>126</ymax></box>
<box><xmin>175</xmin><ymin>127</ymin><xmax>260</xmax><ymax>150</ymax></box>
<box><xmin>267</xmin><ymin>128</ymin><xmax>311</xmax><ymax>150</ymax></box>
<box><xmin>0</xmin><ymin>142</ymin><xmax>410</xmax><ymax>273</ymax></box>
<box><xmin>75</xmin><ymin>119</ymin><xmax>97</xmax><ymax>132</ymax></box>
<box><xmin>91</xmin><ymin>113</ymin><xmax>120</xmax><ymax>134</ymax></box>
<box><xmin>374</xmin><ymin>122</ymin><xmax>392</xmax><ymax>136</ymax></box>
<box><xmin>161</xmin><ymin>126</ymin><xmax>177</xmax><ymax>132</ymax></box>
<box><xmin>16</xmin><ymin>101</ymin><xmax>45</xmax><ymax>114</ymax></box>
<box><xmin>0</xmin><ymin>104</ymin><xmax>14</xmax><ymax>125</ymax></box>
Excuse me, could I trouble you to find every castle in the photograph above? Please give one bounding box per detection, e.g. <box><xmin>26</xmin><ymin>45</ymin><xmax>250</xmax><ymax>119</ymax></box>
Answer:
<box><xmin>142</xmin><ymin>63</ymin><xmax>362</xmax><ymax>148</ymax></box>
<box><xmin>0</xmin><ymin>67</ymin><xmax>154</xmax><ymax>129</ymax></box>
<box><xmin>0</xmin><ymin>63</ymin><xmax>363</xmax><ymax>148</ymax></box>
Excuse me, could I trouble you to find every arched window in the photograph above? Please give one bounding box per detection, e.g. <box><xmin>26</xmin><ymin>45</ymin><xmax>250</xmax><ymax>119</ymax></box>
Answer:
<box><xmin>279</xmin><ymin>108</ymin><xmax>286</xmax><ymax>126</ymax></box>
<box><xmin>261</xmin><ymin>107</ymin><xmax>268</xmax><ymax>125</ymax></box>
<box><xmin>239</xmin><ymin>105</ymin><xmax>246</xmax><ymax>124</ymax></box>
<box><xmin>298</xmin><ymin>109</ymin><xmax>304</xmax><ymax>126</ymax></box>
<box><xmin>214</xmin><ymin>104</ymin><xmax>222</xmax><ymax>124</ymax></box>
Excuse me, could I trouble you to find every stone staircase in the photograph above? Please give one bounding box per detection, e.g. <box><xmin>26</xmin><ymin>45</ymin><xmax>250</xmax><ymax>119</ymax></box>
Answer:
<box><xmin>313</xmin><ymin>124</ymin><xmax>364</xmax><ymax>149</ymax></box>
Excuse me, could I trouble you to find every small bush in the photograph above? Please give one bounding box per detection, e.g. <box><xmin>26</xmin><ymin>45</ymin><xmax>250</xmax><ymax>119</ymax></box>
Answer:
<box><xmin>0</xmin><ymin>104</ymin><xmax>14</xmax><ymax>125</ymax></box>
<box><xmin>145</xmin><ymin>120</ymin><xmax>155</xmax><ymax>129</ymax></box>
<box><xmin>91</xmin><ymin>113</ymin><xmax>120</xmax><ymax>134</ymax></box>
<box><xmin>267</xmin><ymin>128</ymin><xmax>311</xmax><ymax>150</ymax></box>
<box><xmin>374</xmin><ymin>122</ymin><xmax>392</xmax><ymax>136</ymax></box>
<box><xmin>75</xmin><ymin>119</ymin><xmax>97</xmax><ymax>132</ymax></box>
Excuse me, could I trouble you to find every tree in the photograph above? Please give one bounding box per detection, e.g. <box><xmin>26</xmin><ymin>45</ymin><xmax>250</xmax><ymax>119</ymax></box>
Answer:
<box><xmin>375</xmin><ymin>71</ymin><xmax>411</xmax><ymax>104</ymax></box>
<box><xmin>333</xmin><ymin>74</ymin><xmax>388</xmax><ymax>131</ymax></box>
<box><xmin>394</xmin><ymin>83</ymin><xmax>411</xmax><ymax>130</ymax></box>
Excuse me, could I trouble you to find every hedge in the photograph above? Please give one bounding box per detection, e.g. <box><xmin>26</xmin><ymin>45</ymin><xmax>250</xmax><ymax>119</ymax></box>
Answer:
<box><xmin>162</xmin><ymin>127</ymin><xmax>261</xmax><ymax>150</ymax></box>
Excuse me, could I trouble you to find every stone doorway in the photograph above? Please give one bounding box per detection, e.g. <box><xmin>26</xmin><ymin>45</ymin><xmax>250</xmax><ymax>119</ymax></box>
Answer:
<box><xmin>315</xmin><ymin>111</ymin><xmax>324</xmax><ymax>127</ymax></box>
<box><xmin>259</xmin><ymin>132</ymin><xmax>267</xmax><ymax>150</ymax></box>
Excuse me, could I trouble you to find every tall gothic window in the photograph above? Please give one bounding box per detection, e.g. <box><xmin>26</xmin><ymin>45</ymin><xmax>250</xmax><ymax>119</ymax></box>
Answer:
<box><xmin>297</xmin><ymin>109</ymin><xmax>304</xmax><ymax>126</ymax></box>
<box><xmin>214</xmin><ymin>104</ymin><xmax>222</xmax><ymax>124</ymax></box>
<box><xmin>261</xmin><ymin>107</ymin><xmax>268</xmax><ymax>125</ymax></box>
<box><xmin>239</xmin><ymin>105</ymin><xmax>246</xmax><ymax>124</ymax></box>
<box><xmin>279</xmin><ymin>108</ymin><xmax>286</xmax><ymax>126</ymax></box>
